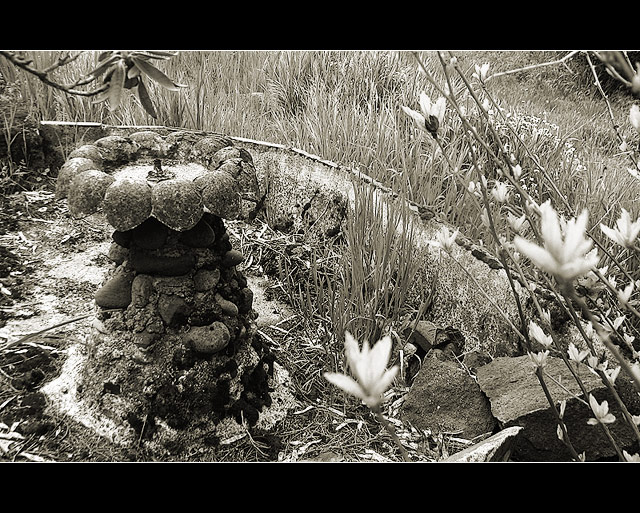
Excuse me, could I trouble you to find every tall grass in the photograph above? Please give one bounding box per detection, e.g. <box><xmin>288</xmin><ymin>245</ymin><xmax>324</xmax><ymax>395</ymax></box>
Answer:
<box><xmin>10</xmin><ymin>49</ymin><xmax>635</xmax><ymax>240</ymax></box>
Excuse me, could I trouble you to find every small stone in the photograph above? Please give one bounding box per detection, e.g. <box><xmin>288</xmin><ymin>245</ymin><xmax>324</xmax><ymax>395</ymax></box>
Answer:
<box><xmin>158</xmin><ymin>294</ymin><xmax>191</xmax><ymax>327</ymax></box>
<box><xmin>179</xmin><ymin>218</ymin><xmax>215</xmax><ymax>248</ymax></box>
<box><xmin>215</xmin><ymin>293</ymin><xmax>239</xmax><ymax>316</ymax></box>
<box><xmin>404</xmin><ymin>320</ymin><xmax>438</xmax><ymax>353</ymax></box>
<box><xmin>129</xmin><ymin>131</ymin><xmax>169</xmax><ymax>158</ymax></box>
<box><xmin>193</xmin><ymin>268</ymin><xmax>221</xmax><ymax>292</ymax></box>
<box><xmin>151</xmin><ymin>179</ymin><xmax>204</xmax><ymax>232</ymax></box>
<box><xmin>130</xmin><ymin>249</ymin><xmax>195</xmax><ymax>276</ymax></box>
<box><xmin>67</xmin><ymin>169</ymin><xmax>115</xmax><ymax>217</ymax></box>
<box><xmin>190</xmin><ymin>292</ymin><xmax>222</xmax><ymax>326</ymax></box>
<box><xmin>94</xmin><ymin>135</ymin><xmax>140</xmax><ymax>164</ymax></box>
<box><xmin>238</xmin><ymin>287</ymin><xmax>254</xmax><ymax>314</ymax></box>
<box><xmin>107</xmin><ymin>243</ymin><xmax>129</xmax><ymax>265</ymax></box>
<box><xmin>94</xmin><ymin>269</ymin><xmax>135</xmax><ymax>309</ymax></box>
<box><xmin>130</xmin><ymin>274</ymin><xmax>154</xmax><ymax>308</ymax></box>
<box><xmin>443</xmin><ymin>426</ymin><xmax>524</xmax><ymax>462</ymax></box>
<box><xmin>55</xmin><ymin>157</ymin><xmax>101</xmax><ymax>199</ymax></box>
<box><xmin>132</xmin><ymin>330</ymin><xmax>160</xmax><ymax>349</ymax></box>
<box><xmin>103</xmin><ymin>178</ymin><xmax>153</xmax><ymax>231</ymax></box>
<box><xmin>185</xmin><ymin>322</ymin><xmax>230</xmax><ymax>354</ymax></box>
<box><xmin>132</xmin><ymin>217</ymin><xmax>168</xmax><ymax>250</ymax></box>
<box><xmin>68</xmin><ymin>144</ymin><xmax>104</xmax><ymax>165</ymax></box>
<box><xmin>112</xmin><ymin>230</ymin><xmax>132</xmax><ymax>248</ymax></box>
<box><xmin>221</xmin><ymin>249</ymin><xmax>244</xmax><ymax>268</ymax></box>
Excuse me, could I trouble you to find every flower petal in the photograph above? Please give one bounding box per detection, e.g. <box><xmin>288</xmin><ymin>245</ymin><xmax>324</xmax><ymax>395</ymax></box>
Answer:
<box><xmin>323</xmin><ymin>372</ymin><xmax>366</xmax><ymax>401</ymax></box>
<box><xmin>600</xmin><ymin>224</ymin><xmax>624</xmax><ymax>246</ymax></box>
<box><xmin>402</xmin><ymin>106</ymin><xmax>426</xmax><ymax>131</ymax></box>
<box><xmin>514</xmin><ymin>237</ymin><xmax>558</xmax><ymax>274</ymax></box>
<box><xmin>419</xmin><ymin>92</ymin><xmax>433</xmax><ymax>118</ymax></box>
<box><xmin>372</xmin><ymin>366</ymin><xmax>399</xmax><ymax>396</ymax></box>
<box><xmin>367</xmin><ymin>335</ymin><xmax>393</xmax><ymax>383</ymax></box>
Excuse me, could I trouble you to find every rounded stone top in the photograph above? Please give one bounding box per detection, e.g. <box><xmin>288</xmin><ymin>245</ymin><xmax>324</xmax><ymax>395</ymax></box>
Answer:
<box><xmin>56</xmin><ymin>130</ymin><xmax>259</xmax><ymax>232</ymax></box>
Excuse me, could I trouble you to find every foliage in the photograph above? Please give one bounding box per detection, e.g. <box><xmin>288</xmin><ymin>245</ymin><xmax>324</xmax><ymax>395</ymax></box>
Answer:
<box><xmin>87</xmin><ymin>51</ymin><xmax>186</xmax><ymax>117</ymax></box>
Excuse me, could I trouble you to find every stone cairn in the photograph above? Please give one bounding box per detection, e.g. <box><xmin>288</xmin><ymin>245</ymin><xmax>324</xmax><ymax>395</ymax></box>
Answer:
<box><xmin>55</xmin><ymin>130</ymin><xmax>281</xmax><ymax>455</ymax></box>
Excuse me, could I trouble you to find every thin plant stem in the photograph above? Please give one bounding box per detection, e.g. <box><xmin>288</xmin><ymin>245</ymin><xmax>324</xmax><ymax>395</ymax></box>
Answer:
<box><xmin>562</xmin><ymin>284</ymin><xmax>640</xmax><ymax>393</ymax></box>
<box><xmin>371</xmin><ymin>405</ymin><xmax>411</xmax><ymax>462</ymax></box>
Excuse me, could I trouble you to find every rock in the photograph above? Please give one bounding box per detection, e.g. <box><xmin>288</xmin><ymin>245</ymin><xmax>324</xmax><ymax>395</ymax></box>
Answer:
<box><xmin>193</xmin><ymin>268</ymin><xmax>220</xmax><ymax>292</ymax></box>
<box><xmin>55</xmin><ymin>157</ymin><xmax>101</xmax><ymax>199</ymax></box>
<box><xmin>221</xmin><ymin>249</ymin><xmax>244</xmax><ymax>268</ymax></box>
<box><xmin>130</xmin><ymin>249</ymin><xmax>195</xmax><ymax>276</ymax></box>
<box><xmin>67</xmin><ymin>169</ymin><xmax>115</xmax><ymax>217</ymax></box>
<box><xmin>102</xmin><ymin>178</ymin><xmax>153</xmax><ymax>232</ymax></box>
<box><xmin>94</xmin><ymin>135</ymin><xmax>140</xmax><ymax>164</ymax></box>
<box><xmin>402</xmin><ymin>358</ymin><xmax>496</xmax><ymax>440</ymax></box>
<box><xmin>131</xmin><ymin>217</ymin><xmax>168</xmax><ymax>250</ymax></box>
<box><xmin>238</xmin><ymin>287</ymin><xmax>254</xmax><ymax>314</ymax></box>
<box><xmin>112</xmin><ymin>230</ymin><xmax>132</xmax><ymax>248</ymax></box>
<box><xmin>158</xmin><ymin>295</ymin><xmax>191</xmax><ymax>327</ymax></box>
<box><xmin>404</xmin><ymin>320</ymin><xmax>438</xmax><ymax>353</ymax></box>
<box><xmin>132</xmin><ymin>329</ymin><xmax>160</xmax><ymax>349</ymax></box>
<box><xmin>462</xmin><ymin>350</ymin><xmax>493</xmax><ymax>373</ymax></box>
<box><xmin>401</xmin><ymin>355</ymin><xmax>496</xmax><ymax>440</ymax></box>
<box><xmin>190</xmin><ymin>292</ymin><xmax>223</xmax><ymax>326</ymax></box>
<box><xmin>150</xmin><ymin>179</ymin><xmax>204</xmax><ymax>232</ymax></box>
<box><xmin>164</xmin><ymin>130</ymin><xmax>204</xmax><ymax>159</ymax></box>
<box><xmin>130</xmin><ymin>274</ymin><xmax>154</xmax><ymax>308</ymax></box>
<box><xmin>195</xmin><ymin>169</ymin><xmax>241</xmax><ymax>220</ymax></box>
<box><xmin>215</xmin><ymin>293</ymin><xmax>239</xmax><ymax>316</ymax></box>
<box><xmin>95</xmin><ymin>269</ymin><xmax>135</xmax><ymax>309</ymax></box>
<box><xmin>191</xmin><ymin>135</ymin><xmax>234</xmax><ymax>166</ymax></box>
<box><xmin>68</xmin><ymin>145</ymin><xmax>103</xmax><ymax>166</ymax></box>
<box><xmin>443</xmin><ymin>426</ymin><xmax>524</xmax><ymax>462</ymax></box>
<box><xmin>179</xmin><ymin>218</ymin><xmax>215</xmax><ymax>248</ymax></box>
<box><xmin>129</xmin><ymin>131</ymin><xmax>169</xmax><ymax>158</ymax></box>
<box><xmin>476</xmin><ymin>355</ymin><xmax>640</xmax><ymax>461</ymax></box>
<box><xmin>107</xmin><ymin>243</ymin><xmax>129</xmax><ymax>265</ymax></box>
<box><xmin>217</xmin><ymin>157</ymin><xmax>260</xmax><ymax>202</ymax></box>
<box><xmin>306</xmin><ymin>451</ymin><xmax>343</xmax><ymax>462</ymax></box>
<box><xmin>210</xmin><ymin>146</ymin><xmax>245</xmax><ymax>169</ymax></box>
<box><xmin>403</xmin><ymin>321</ymin><xmax>465</xmax><ymax>359</ymax></box>
<box><xmin>185</xmin><ymin>322</ymin><xmax>231</xmax><ymax>354</ymax></box>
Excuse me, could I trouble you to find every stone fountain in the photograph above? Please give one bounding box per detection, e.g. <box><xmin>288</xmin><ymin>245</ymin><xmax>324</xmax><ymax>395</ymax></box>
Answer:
<box><xmin>52</xmin><ymin>130</ymin><xmax>293</xmax><ymax>456</ymax></box>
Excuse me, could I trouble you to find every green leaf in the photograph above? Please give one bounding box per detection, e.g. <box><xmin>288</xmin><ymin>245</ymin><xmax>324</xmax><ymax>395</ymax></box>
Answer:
<box><xmin>136</xmin><ymin>78</ymin><xmax>157</xmax><ymax>118</ymax></box>
<box><xmin>130</xmin><ymin>56</ymin><xmax>186</xmax><ymax>91</ymax></box>
<box><xmin>108</xmin><ymin>60</ymin><xmax>126</xmax><ymax>111</ymax></box>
